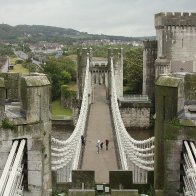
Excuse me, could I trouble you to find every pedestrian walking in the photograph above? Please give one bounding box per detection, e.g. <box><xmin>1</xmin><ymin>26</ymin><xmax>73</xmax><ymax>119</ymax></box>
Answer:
<box><xmin>105</xmin><ymin>139</ymin><xmax>109</xmax><ymax>150</ymax></box>
<box><xmin>81</xmin><ymin>135</ymin><xmax>85</xmax><ymax>146</ymax></box>
<box><xmin>96</xmin><ymin>140</ymin><xmax>100</xmax><ymax>153</ymax></box>
<box><xmin>100</xmin><ymin>142</ymin><xmax>104</xmax><ymax>150</ymax></box>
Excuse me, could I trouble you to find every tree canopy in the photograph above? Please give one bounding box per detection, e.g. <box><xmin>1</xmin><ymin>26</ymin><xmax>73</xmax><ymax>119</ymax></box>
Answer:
<box><xmin>42</xmin><ymin>56</ymin><xmax>76</xmax><ymax>100</ymax></box>
<box><xmin>0</xmin><ymin>44</ymin><xmax>14</xmax><ymax>56</ymax></box>
<box><xmin>123</xmin><ymin>47</ymin><xmax>143</xmax><ymax>94</ymax></box>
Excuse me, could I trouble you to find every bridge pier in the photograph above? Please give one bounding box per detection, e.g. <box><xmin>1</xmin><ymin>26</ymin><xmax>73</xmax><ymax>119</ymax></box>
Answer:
<box><xmin>154</xmin><ymin>74</ymin><xmax>196</xmax><ymax>195</ymax></box>
<box><xmin>0</xmin><ymin>73</ymin><xmax>52</xmax><ymax>196</ymax></box>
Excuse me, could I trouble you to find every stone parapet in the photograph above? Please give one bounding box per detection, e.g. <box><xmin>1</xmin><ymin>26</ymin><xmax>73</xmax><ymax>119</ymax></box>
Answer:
<box><xmin>143</xmin><ymin>40</ymin><xmax>157</xmax><ymax>50</ymax></box>
<box><xmin>155</xmin><ymin>12</ymin><xmax>196</xmax><ymax>28</ymax></box>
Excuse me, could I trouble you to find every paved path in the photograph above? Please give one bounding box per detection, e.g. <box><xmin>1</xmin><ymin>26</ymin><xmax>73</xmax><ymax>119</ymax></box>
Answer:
<box><xmin>82</xmin><ymin>84</ymin><xmax>118</xmax><ymax>183</ymax></box>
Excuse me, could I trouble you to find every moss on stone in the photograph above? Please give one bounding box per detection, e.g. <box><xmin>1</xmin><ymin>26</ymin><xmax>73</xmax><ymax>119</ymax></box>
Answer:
<box><xmin>180</xmin><ymin>119</ymin><xmax>196</xmax><ymax>127</ymax></box>
<box><xmin>109</xmin><ymin>171</ymin><xmax>154</xmax><ymax>194</ymax></box>
<box><xmin>184</xmin><ymin>74</ymin><xmax>196</xmax><ymax>100</ymax></box>
<box><xmin>155</xmin><ymin>190</ymin><xmax>163</xmax><ymax>196</ymax></box>
<box><xmin>181</xmin><ymin>126</ymin><xmax>196</xmax><ymax>139</ymax></box>
<box><xmin>20</xmin><ymin>78</ymin><xmax>28</xmax><ymax>110</ymax></box>
<box><xmin>1</xmin><ymin>118</ymin><xmax>17</xmax><ymax>131</ymax></box>
<box><xmin>22</xmin><ymin>75</ymin><xmax>50</xmax><ymax>87</ymax></box>
<box><xmin>154</xmin><ymin>79</ymin><xmax>178</xmax><ymax>189</ymax></box>
<box><xmin>0</xmin><ymin>77</ymin><xmax>5</xmax><ymax>87</ymax></box>
<box><xmin>72</xmin><ymin>170</ymin><xmax>95</xmax><ymax>189</ymax></box>
<box><xmin>156</xmin><ymin>76</ymin><xmax>181</xmax><ymax>87</ymax></box>
<box><xmin>164</xmin><ymin>122</ymin><xmax>181</xmax><ymax>140</ymax></box>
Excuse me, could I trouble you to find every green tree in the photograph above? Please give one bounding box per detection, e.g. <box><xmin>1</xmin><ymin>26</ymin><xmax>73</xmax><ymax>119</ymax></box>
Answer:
<box><xmin>62</xmin><ymin>71</ymin><xmax>71</xmax><ymax>83</ymax></box>
<box><xmin>42</xmin><ymin>56</ymin><xmax>76</xmax><ymax>100</ymax></box>
<box><xmin>123</xmin><ymin>47</ymin><xmax>143</xmax><ymax>94</ymax></box>
<box><xmin>0</xmin><ymin>44</ymin><xmax>14</xmax><ymax>56</ymax></box>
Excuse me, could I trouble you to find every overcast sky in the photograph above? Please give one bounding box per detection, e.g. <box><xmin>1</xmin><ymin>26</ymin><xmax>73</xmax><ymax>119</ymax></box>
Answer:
<box><xmin>0</xmin><ymin>0</ymin><xmax>196</xmax><ymax>37</ymax></box>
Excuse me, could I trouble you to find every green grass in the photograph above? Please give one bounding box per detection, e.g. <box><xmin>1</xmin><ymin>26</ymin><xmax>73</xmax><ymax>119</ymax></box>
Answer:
<box><xmin>10</xmin><ymin>64</ymin><xmax>29</xmax><ymax>74</ymax></box>
<box><xmin>10</xmin><ymin>57</ymin><xmax>29</xmax><ymax>74</ymax></box>
<box><xmin>52</xmin><ymin>99</ymin><xmax>72</xmax><ymax>116</ymax></box>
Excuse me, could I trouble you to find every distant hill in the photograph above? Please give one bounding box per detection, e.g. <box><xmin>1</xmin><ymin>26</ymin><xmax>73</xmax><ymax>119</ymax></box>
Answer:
<box><xmin>0</xmin><ymin>24</ymin><xmax>155</xmax><ymax>43</ymax></box>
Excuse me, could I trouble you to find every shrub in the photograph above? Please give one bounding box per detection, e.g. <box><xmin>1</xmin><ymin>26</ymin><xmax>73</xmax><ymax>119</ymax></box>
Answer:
<box><xmin>1</xmin><ymin>118</ymin><xmax>17</xmax><ymax>131</ymax></box>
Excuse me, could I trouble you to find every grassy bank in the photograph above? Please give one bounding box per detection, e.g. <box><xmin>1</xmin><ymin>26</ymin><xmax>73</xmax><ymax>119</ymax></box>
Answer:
<box><xmin>52</xmin><ymin>99</ymin><xmax>72</xmax><ymax>116</ymax></box>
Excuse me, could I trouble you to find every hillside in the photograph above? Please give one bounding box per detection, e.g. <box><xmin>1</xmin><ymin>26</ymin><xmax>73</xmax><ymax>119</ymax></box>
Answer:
<box><xmin>0</xmin><ymin>24</ymin><xmax>154</xmax><ymax>43</ymax></box>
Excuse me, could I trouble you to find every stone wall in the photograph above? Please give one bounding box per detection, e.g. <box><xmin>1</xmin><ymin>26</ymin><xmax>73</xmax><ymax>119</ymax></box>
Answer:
<box><xmin>109</xmin><ymin>170</ymin><xmax>154</xmax><ymax>194</ymax></box>
<box><xmin>0</xmin><ymin>73</ymin><xmax>21</xmax><ymax>101</ymax></box>
<box><xmin>119</xmin><ymin>101</ymin><xmax>151</xmax><ymax>128</ymax></box>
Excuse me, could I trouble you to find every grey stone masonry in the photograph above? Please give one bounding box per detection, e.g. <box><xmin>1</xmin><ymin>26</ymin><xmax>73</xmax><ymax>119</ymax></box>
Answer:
<box><xmin>0</xmin><ymin>73</ymin><xmax>21</xmax><ymax>101</ymax></box>
<box><xmin>0</xmin><ymin>73</ymin><xmax>52</xmax><ymax>196</ymax></box>
<box><xmin>20</xmin><ymin>74</ymin><xmax>50</xmax><ymax>123</ymax></box>
<box><xmin>77</xmin><ymin>48</ymin><xmax>92</xmax><ymax>100</ymax></box>
<box><xmin>155</xmin><ymin>12</ymin><xmax>196</xmax><ymax>74</ymax></box>
<box><xmin>154</xmin><ymin>73</ymin><xmax>196</xmax><ymax>195</ymax></box>
<box><xmin>155</xmin><ymin>12</ymin><xmax>196</xmax><ymax>28</ymax></box>
<box><xmin>142</xmin><ymin>40</ymin><xmax>157</xmax><ymax>101</ymax></box>
<box><xmin>108</xmin><ymin>48</ymin><xmax>123</xmax><ymax>98</ymax></box>
<box><xmin>118</xmin><ymin>99</ymin><xmax>151</xmax><ymax>128</ymax></box>
<box><xmin>0</xmin><ymin>77</ymin><xmax>5</xmax><ymax>120</ymax></box>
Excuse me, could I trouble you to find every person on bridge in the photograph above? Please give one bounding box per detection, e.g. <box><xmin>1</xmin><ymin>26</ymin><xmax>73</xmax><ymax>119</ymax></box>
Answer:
<box><xmin>105</xmin><ymin>139</ymin><xmax>109</xmax><ymax>150</ymax></box>
<box><xmin>81</xmin><ymin>135</ymin><xmax>85</xmax><ymax>146</ymax></box>
<box><xmin>100</xmin><ymin>142</ymin><xmax>104</xmax><ymax>150</ymax></box>
<box><xmin>96</xmin><ymin>140</ymin><xmax>100</xmax><ymax>153</ymax></box>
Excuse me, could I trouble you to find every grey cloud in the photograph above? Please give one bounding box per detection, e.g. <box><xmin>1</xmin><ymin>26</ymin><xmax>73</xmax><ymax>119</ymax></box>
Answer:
<box><xmin>0</xmin><ymin>0</ymin><xmax>195</xmax><ymax>36</ymax></box>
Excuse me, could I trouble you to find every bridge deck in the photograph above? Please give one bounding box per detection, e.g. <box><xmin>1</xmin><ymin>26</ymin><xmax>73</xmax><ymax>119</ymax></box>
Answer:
<box><xmin>82</xmin><ymin>84</ymin><xmax>118</xmax><ymax>183</ymax></box>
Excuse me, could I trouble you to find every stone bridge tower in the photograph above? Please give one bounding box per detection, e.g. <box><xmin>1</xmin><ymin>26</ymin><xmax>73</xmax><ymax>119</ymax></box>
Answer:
<box><xmin>108</xmin><ymin>48</ymin><xmax>123</xmax><ymax>98</ymax></box>
<box><xmin>142</xmin><ymin>40</ymin><xmax>157</xmax><ymax>102</ymax></box>
<box><xmin>77</xmin><ymin>48</ymin><xmax>92</xmax><ymax>103</ymax></box>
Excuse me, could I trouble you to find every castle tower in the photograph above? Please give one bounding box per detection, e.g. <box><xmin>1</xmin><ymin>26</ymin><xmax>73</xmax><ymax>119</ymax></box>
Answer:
<box><xmin>142</xmin><ymin>40</ymin><xmax>157</xmax><ymax>102</ymax></box>
<box><xmin>155</xmin><ymin>12</ymin><xmax>196</xmax><ymax>76</ymax></box>
<box><xmin>108</xmin><ymin>48</ymin><xmax>123</xmax><ymax>98</ymax></box>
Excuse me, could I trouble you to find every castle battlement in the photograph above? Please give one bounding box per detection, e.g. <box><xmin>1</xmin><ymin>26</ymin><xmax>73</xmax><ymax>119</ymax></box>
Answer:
<box><xmin>143</xmin><ymin>40</ymin><xmax>157</xmax><ymax>50</ymax></box>
<box><xmin>155</xmin><ymin>12</ymin><xmax>196</xmax><ymax>28</ymax></box>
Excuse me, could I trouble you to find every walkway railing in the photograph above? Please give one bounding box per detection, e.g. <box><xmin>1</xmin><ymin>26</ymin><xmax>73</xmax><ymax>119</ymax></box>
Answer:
<box><xmin>0</xmin><ymin>139</ymin><xmax>26</xmax><ymax>196</ymax></box>
<box><xmin>183</xmin><ymin>141</ymin><xmax>196</xmax><ymax>195</ymax></box>
<box><xmin>110</xmin><ymin>57</ymin><xmax>154</xmax><ymax>183</ymax></box>
<box><xmin>51</xmin><ymin>55</ymin><xmax>90</xmax><ymax>182</ymax></box>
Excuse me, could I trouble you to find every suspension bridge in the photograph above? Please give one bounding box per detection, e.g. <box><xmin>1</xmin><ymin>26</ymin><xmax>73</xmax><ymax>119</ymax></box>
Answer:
<box><xmin>0</xmin><ymin>51</ymin><xmax>195</xmax><ymax>195</ymax></box>
<box><xmin>51</xmin><ymin>54</ymin><xmax>155</xmax><ymax>184</ymax></box>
